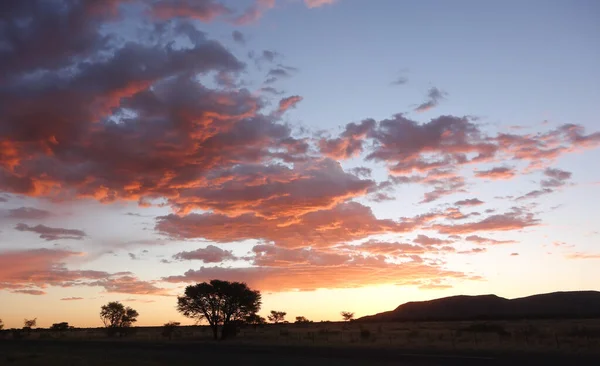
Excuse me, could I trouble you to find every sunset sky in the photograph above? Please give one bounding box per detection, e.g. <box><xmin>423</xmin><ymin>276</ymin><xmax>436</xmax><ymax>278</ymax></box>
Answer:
<box><xmin>1</xmin><ymin>0</ymin><xmax>599</xmax><ymax>329</ymax></box>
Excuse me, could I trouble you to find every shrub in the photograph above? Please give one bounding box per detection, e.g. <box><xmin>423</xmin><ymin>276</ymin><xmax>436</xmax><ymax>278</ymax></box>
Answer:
<box><xmin>360</xmin><ymin>328</ymin><xmax>371</xmax><ymax>340</ymax></box>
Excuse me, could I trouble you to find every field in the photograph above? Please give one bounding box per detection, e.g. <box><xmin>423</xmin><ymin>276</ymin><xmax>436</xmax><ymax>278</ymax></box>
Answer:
<box><xmin>2</xmin><ymin>318</ymin><xmax>600</xmax><ymax>361</ymax></box>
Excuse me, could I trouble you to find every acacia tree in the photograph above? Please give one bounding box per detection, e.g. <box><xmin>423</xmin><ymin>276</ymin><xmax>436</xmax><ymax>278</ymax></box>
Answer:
<box><xmin>177</xmin><ymin>280</ymin><xmax>262</xmax><ymax>340</ymax></box>
<box><xmin>245</xmin><ymin>313</ymin><xmax>266</xmax><ymax>326</ymax></box>
<box><xmin>295</xmin><ymin>316</ymin><xmax>311</xmax><ymax>324</ymax></box>
<box><xmin>341</xmin><ymin>311</ymin><xmax>355</xmax><ymax>322</ymax></box>
<box><xmin>267</xmin><ymin>310</ymin><xmax>286</xmax><ymax>324</ymax></box>
<box><xmin>0</xmin><ymin>318</ymin><xmax>4</xmax><ymax>330</ymax></box>
<box><xmin>23</xmin><ymin>318</ymin><xmax>37</xmax><ymax>329</ymax></box>
<box><xmin>100</xmin><ymin>301</ymin><xmax>139</xmax><ymax>336</ymax></box>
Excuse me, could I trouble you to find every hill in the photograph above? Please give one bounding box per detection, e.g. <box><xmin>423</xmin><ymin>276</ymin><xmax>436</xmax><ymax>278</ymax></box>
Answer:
<box><xmin>358</xmin><ymin>291</ymin><xmax>600</xmax><ymax>322</ymax></box>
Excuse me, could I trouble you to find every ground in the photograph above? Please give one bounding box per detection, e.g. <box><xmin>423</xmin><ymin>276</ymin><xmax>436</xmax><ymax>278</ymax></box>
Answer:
<box><xmin>1</xmin><ymin>319</ymin><xmax>599</xmax><ymax>365</ymax></box>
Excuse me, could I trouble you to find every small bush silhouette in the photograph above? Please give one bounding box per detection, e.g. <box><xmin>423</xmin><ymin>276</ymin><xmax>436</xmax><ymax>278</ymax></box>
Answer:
<box><xmin>50</xmin><ymin>322</ymin><xmax>70</xmax><ymax>331</ymax></box>
<box><xmin>295</xmin><ymin>316</ymin><xmax>311</xmax><ymax>324</ymax></box>
<box><xmin>341</xmin><ymin>311</ymin><xmax>354</xmax><ymax>322</ymax></box>
<box><xmin>23</xmin><ymin>318</ymin><xmax>37</xmax><ymax>330</ymax></box>
<box><xmin>161</xmin><ymin>321</ymin><xmax>180</xmax><ymax>340</ymax></box>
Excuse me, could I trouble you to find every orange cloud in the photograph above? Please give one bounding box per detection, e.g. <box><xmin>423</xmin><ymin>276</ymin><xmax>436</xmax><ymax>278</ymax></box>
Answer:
<box><xmin>162</xmin><ymin>257</ymin><xmax>477</xmax><ymax>292</ymax></box>
<box><xmin>157</xmin><ymin>201</ymin><xmax>419</xmax><ymax>249</ymax></box>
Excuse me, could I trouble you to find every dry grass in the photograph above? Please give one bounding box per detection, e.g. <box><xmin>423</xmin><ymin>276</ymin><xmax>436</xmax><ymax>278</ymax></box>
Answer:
<box><xmin>3</xmin><ymin>318</ymin><xmax>600</xmax><ymax>354</ymax></box>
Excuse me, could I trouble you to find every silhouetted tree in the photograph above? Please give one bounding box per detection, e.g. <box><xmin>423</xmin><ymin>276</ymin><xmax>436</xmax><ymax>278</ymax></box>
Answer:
<box><xmin>100</xmin><ymin>301</ymin><xmax>138</xmax><ymax>337</ymax></box>
<box><xmin>245</xmin><ymin>313</ymin><xmax>267</xmax><ymax>326</ymax></box>
<box><xmin>341</xmin><ymin>311</ymin><xmax>354</xmax><ymax>322</ymax></box>
<box><xmin>0</xmin><ymin>318</ymin><xmax>3</xmax><ymax>330</ymax></box>
<box><xmin>295</xmin><ymin>316</ymin><xmax>311</xmax><ymax>323</ymax></box>
<box><xmin>23</xmin><ymin>318</ymin><xmax>37</xmax><ymax>329</ymax></box>
<box><xmin>161</xmin><ymin>321</ymin><xmax>180</xmax><ymax>340</ymax></box>
<box><xmin>50</xmin><ymin>322</ymin><xmax>70</xmax><ymax>331</ymax></box>
<box><xmin>177</xmin><ymin>280</ymin><xmax>261</xmax><ymax>340</ymax></box>
<box><xmin>268</xmin><ymin>310</ymin><xmax>286</xmax><ymax>324</ymax></box>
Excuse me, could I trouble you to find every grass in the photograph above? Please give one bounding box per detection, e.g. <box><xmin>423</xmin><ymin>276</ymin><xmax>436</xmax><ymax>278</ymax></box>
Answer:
<box><xmin>2</xmin><ymin>318</ymin><xmax>600</xmax><ymax>354</ymax></box>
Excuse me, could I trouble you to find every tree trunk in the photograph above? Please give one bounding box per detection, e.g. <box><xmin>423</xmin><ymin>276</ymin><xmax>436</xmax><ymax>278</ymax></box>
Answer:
<box><xmin>211</xmin><ymin>325</ymin><xmax>218</xmax><ymax>340</ymax></box>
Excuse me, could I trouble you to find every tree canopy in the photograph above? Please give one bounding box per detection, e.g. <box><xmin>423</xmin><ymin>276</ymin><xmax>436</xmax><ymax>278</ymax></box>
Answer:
<box><xmin>100</xmin><ymin>301</ymin><xmax>139</xmax><ymax>335</ymax></box>
<box><xmin>267</xmin><ymin>310</ymin><xmax>287</xmax><ymax>324</ymax></box>
<box><xmin>23</xmin><ymin>318</ymin><xmax>37</xmax><ymax>329</ymax></box>
<box><xmin>341</xmin><ymin>311</ymin><xmax>355</xmax><ymax>321</ymax></box>
<box><xmin>177</xmin><ymin>279</ymin><xmax>261</xmax><ymax>340</ymax></box>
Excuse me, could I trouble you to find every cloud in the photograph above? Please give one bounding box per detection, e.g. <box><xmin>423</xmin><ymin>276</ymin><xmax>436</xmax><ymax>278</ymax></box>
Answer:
<box><xmin>11</xmin><ymin>289</ymin><xmax>47</xmax><ymax>295</ymax></box>
<box><xmin>565</xmin><ymin>252</ymin><xmax>600</xmax><ymax>260</ymax></box>
<box><xmin>464</xmin><ymin>235</ymin><xmax>516</xmax><ymax>245</ymax></box>
<box><xmin>170</xmin><ymin>159</ymin><xmax>373</xmax><ymax>218</ymax></box>
<box><xmin>60</xmin><ymin>297</ymin><xmax>84</xmax><ymax>301</ymax></box>
<box><xmin>173</xmin><ymin>245</ymin><xmax>237</xmax><ymax>263</ymax></box>
<box><xmin>515</xmin><ymin>188</ymin><xmax>553</xmax><ymax>201</ymax></box>
<box><xmin>14</xmin><ymin>224</ymin><xmax>86</xmax><ymax>241</ymax></box>
<box><xmin>414</xmin><ymin>87</ymin><xmax>447</xmax><ymax>113</ymax></box>
<box><xmin>474</xmin><ymin>167</ymin><xmax>516</xmax><ymax>180</ymax></box>
<box><xmin>233</xmin><ymin>0</ymin><xmax>275</xmax><ymax>25</ymax></box>
<box><xmin>157</xmin><ymin>201</ymin><xmax>420</xmax><ymax>249</ymax></box>
<box><xmin>89</xmin><ymin>276</ymin><xmax>169</xmax><ymax>296</ymax></box>
<box><xmin>391</xmin><ymin>77</ymin><xmax>408</xmax><ymax>86</ymax></box>
<box><xmin>305</xmin><ymin>0</ymin><xmax>338</xmax><ymax>8</ymax></box>
<box><xmin>413</xmin><ymin>234</ymin><xmax>452</xmax><ymax>246</ymax></box>
<box><xmin>0</xmin><ymin>248</ymin><xmax>108</xmax><ymax>292</ymax></box>
<box><xmin>455</xmin><ymin>198</ymin><xmax>484</xmax><ymax>206</ymax></box>
<box><xmin>151</xmin><ymin>0</ymin><xmax>232</xmax><ymax>21</ymax></box>
<box><xmin>277</xmin><ymin>95</ymin><xmax>303</xmax><ymax>114</ymax></box>
<box><xmin>319</xmin><ymin>119</ymin><xmax>376</xmax><ymax>159</ymax></box>
<box><xmin>7</xmin><ymin>207</ymin><xmax>53</xmax><ymax>220</ymax></box>
<box><xmin>162</xmin><ymin>257</ymin><xmax>477</xmax><ymax>292</ymax></box>
<box><xmin>541</xmin><ymin>167</ymin><xmax>572</xmax><ymax>188</ymax></box>
<box><xmin>434</xmin><ymin>209</ymin><xmax>539</xmax><ymax>235</ymax></box>
<box><xmin>232</xmin><ymin>30</ymin><xmax>246</xmax><ymax>45</ymax></box>
<box><xmin>349</xmin><ymin>167</ymin><xmax>372</xmax><ymax>178</ymax></box>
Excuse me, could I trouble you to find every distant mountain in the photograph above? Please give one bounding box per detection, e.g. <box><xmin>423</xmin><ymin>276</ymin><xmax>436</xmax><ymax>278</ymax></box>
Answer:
<box><xmin>358</xmin><ymin>291</ymin><xmax>600</xmax><ymax>322</ymax></box>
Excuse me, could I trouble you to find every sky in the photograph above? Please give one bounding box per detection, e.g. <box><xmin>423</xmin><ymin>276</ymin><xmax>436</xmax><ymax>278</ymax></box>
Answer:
<box><xmin>0</xmin><ymin>0</ymin><xmax>599</xmax><ymax>329</ymax></box>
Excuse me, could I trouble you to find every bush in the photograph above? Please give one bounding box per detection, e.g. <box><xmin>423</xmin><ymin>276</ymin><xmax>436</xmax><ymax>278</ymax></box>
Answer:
<box><xmin>161</xmin><ymin>322</ymin><xmax>181</xmax><ymax>340</ymax></box>
<box><xmin>360</xmin><ymin>328</ymin><xmax>371</xmax><ymax>340</ymax></box>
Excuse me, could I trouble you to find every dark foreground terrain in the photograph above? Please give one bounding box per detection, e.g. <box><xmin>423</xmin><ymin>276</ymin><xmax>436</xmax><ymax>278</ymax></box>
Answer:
<box><xmin>1</xmin><ymin>340</ymin><xmax>599</xmax><ymax>366</ymax></box>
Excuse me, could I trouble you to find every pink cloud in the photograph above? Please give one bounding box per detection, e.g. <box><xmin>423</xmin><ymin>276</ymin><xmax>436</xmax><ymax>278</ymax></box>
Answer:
<box><xmin>162</xmin><ymin>257</ymin><xmax>477</xmax><ymax>292</ymax></box>
<box><xmin>277</xmin><ymin>95</ymin><xmax>303</xmax><ymax>114</ymax></box>
<box><xmin>434</xmin><ymin>209</ymin><xmax>539</xmax><ymax>235</ymax></box>
<box><xmin>305</xmin><ymin>0</ymin><xmax>338</xmax><ymax>8</ymax></box>
<box><xmin>474</xmin><ymin>167</ymin><xmax>516</xmax><ymax>180</ymax></box>
<box><xmin>151</xmin><ymin>0</ymin><xmax>232</xmax><ymax>21</ymax></box>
